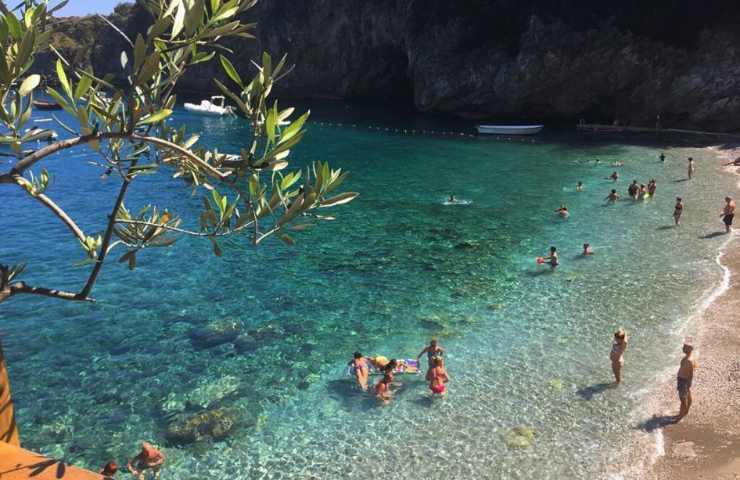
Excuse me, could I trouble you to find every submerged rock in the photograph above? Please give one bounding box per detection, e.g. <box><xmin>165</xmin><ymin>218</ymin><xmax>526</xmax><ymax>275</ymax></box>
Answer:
<box><xmin>165</xmin><ymin>407</ymin><xmax>239</xmax><ymax>445</ymax></box>
<box><xmin>189</xmin><ymin>319</ymin><xmax>241</xmax><ymax>349</ymax></box>
<box><xmin>503</xmin><ymin>426</ymin><xmax>536</xmax><ymax>449</ymax></box>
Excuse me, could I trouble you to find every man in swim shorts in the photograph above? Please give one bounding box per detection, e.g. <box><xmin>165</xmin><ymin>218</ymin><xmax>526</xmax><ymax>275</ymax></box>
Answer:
<box><xmin>721</xmin><ymin>196</ymin><xmax>736</xmax><ymax>233</ymax></box>
<box><xmin>675</xmin><ymin>343</ymin><xmax>697</xmax><ymax>421</ymax></box>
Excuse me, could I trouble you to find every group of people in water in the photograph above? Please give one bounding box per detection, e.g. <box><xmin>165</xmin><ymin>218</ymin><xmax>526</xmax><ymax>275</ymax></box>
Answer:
<box><xmin>97</xmin><ymin>442</ymin><xmax>166</xmax><ymax>479</ymax></box>
<box><xmin>348</xmin><ymin>339</ymin><xmax>449</xmax><ymax>404</ymax></box>
<box><xmin>536</xmin><ymin>153</ymin><xmax>734</xmax><ymax>420</ymax></box>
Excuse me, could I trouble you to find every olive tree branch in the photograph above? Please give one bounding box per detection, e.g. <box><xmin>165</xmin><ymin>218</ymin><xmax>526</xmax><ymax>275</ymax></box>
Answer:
<box><xmin>114</xmin><ymin>219</ymin><xmax>255</xmax><ymax>237</ymax></box>
<box><xmin>9</xmin><ymin>175</ymin><xmax>86</xmax><ymax>244</ymax></box>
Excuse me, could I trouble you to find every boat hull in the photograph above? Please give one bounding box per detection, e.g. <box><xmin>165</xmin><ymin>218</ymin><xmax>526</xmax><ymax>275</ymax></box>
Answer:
<box><xmin>184</xmin><ymin>103</ymin><xmax>231</xmax><ymax>116</ymax></box>
<box><xmin>477</xmin><ymin>125</ymin><xmax>543</xmax><ymax>135</ymax></box>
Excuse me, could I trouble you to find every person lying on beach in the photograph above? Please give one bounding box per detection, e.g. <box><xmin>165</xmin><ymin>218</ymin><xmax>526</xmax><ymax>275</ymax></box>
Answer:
<box><xmin>417</xmin><ymin>339</ymin><xmax>445</xmax><ymax>369</ymax></box>
<box><xmin>128</xmin><ymin>442</ymin><xmax>165</xmax><ymax>480</ymax></box>
<box><xmin>426</xmin><ymin>356</ymin><xmax>449</xmax><ymax>397</ymax></box>
<box><xmin>608</xmin><ymin>171</ymin><xmax>619</xmax><ymax>182</ymax></box>
<box><xmin>348</xmin><ymin>352</ymin><xmax>370</xmax><ymax>390</ymax></box>
<box><xmin>721</xmin><ymin>196</ymin><xmax>736</xmax><ymax>233</ymax></box>
<box><xmin>688</xmin><ymin>157</ymin><xmax>695</xmax><ymax>179</ymax></box>
<box><xmin>375</xmin><ymin>373</ymin><xmax>394</xmax><ymax>405</ymax></box>
<box><xmin>555</xmin><ymin>205</ymin><xmax>569</xmax><ymax>218</ymax></box>
<box><xmin>627</xmin><ymin>180</ymin><xmax>639</xmax><ymax>199</ymax></box>
<box><xmin>576</xmin><ymin>181</ymin><xmax>584</xmax><ymax>192</ymax></box>
<box><xmin>582</xmin><ymin>243</ymin><xmax>594</xmax><ymax>256</ymax></box>
<box><xmin>541</xmin><ymin>246</ymin><xmax>559</xmax><ymax>270</ymax></box>
<box><xmin>673</xmin><ymin>197</ymin><xmax>684</xmax><ymax>225</ymax></box>
<box><xmin>723</xmin><ymin>157</ymin><xmax>740</xmax><ymax>166</ymax></box>
<box><xmin>675</xmin><ymin>342</ymin><xmax>697</xmax><ymax>421</ymax></box>
<box><xmin>605</xmin><ymin>189</ymin><xmax>620</xmax><ymax>204</ymax></box>
<box><xmin>609</xmin><ymin>330</ymin><xmax>627</xmax><ymax>384</ymax></box>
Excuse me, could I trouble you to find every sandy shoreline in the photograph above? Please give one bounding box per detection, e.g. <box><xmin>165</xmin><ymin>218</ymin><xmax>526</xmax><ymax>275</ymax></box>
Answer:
<box><xmin>643</xmin><ymin>150</ymin><xmax>740</xmax><ymax>480</ymax></box>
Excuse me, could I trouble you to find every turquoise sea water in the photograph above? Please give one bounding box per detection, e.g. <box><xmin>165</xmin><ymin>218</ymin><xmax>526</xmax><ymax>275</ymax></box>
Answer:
<box><xmin>1</xmin><ymin>106</ymin><xmax>736</xmax><ymax>479</ymax></box>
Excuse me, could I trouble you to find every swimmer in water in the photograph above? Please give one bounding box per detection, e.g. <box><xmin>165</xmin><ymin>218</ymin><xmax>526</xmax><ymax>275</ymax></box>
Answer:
<box><xmin>639</xmin><ymin>184</ymin><xmax>648</xmax><ymax>200</ymax></box>
<box><xmin>673</xmin><ymin>197</ymin><xmax>684</xmax><ymax>225</ymax></box>
<box><xmin>576</xmin><ymin>181</ymin><xmax>584</xmax><ymax>192</ymax></box>
<box><xmin>660</xmin><ymin>152</ymin><xmax>666</xmax><ymax>162</ymax></box>
<box><xmin>555</xmin><ymin>204</ymin><xmax>569</xmax><ymax>218</ymax></box>
<box><xmin>688</xmin><ymin>157</ymin><xmax>695</xmax><ymax>179</ymax></box>
<box><xmin>647</xmin><ymin>179</ymin><xmax>657</xmax><ymax>196</ymax></box>
<box><xmin>375</xmin><ymin>373</ymin><xmax>393</xmax><ymax>405</ymax></box>
<box><xmin>348</xmin><ymin>352</ymin><xmax>370</xmax><ymax>391</ymax></box>
<box><xmin>627</xmin><ymin>180</ymin><xmax>639</xmax><ymax>199</ymax></box>
<box><xmin>448</xmin><ymin>195</ymin><xmax>456</xmax><ymax>203</ymax></box>
<box><xmin>611</xmin><ymin>161</ymin><xmax>624</xmax><ymax>167</ymax></box>
<box><xmin>582</xmin><ymin>243</ymin><xmax>594</xmax><ymax>256</ymax></box>
<box><xmin>426</xmin><ymin>356</ymin><xmax>449</xmax><ymax>397</ymax></box>
<box><xmin>128</xmin><ymin>443</ymin><xmax>165</xmax><ymax>480</ymax></box>
<box><xmin>610</xmin><ymin>329</ymin><xmax>628</xmax><ymax>384</ymax></box>
<box><xmin>608</xmin><ymin>171</ymin><xmax>619</xmax><ymax>182</ymax></box>
<box><xmin>605</xmin><ymin>189</ymin><xmax>620</xmax><ymax>204</ymax></box>
<box><xmin>542</xmin><ymin>246</ymin><xmax>559</xmax><ymax>270</ymax></box>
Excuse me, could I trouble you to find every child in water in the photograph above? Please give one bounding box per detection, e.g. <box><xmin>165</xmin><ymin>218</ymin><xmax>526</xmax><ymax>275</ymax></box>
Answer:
<box><xmin>426</xmin><ymin>356</ymin><xmax>449</xmax><ymax>396</ymax></box>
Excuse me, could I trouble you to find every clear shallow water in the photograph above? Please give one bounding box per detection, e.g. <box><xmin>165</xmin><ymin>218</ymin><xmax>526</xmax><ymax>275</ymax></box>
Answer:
<box><xmin>0</xmin><ymin>107</ymin><xmax>736</xmax><ymax>479</ymax></box>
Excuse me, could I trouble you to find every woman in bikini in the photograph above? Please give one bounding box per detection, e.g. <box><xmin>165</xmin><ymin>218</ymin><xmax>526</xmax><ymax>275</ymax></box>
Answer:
<box><xmin>673</xmin><ymin>197</ymin><xmax>684</xmax><ymax>225</ymax></box>
<box><xmin>426</xmin><ymin>356</ymin><xmax>450</xmax><ymax>396</ymax></box>
<box><xmin>348</xmin><ymin>352</ymin><xmax>370</xmax><ymax>390</ymax></box>
<box><xmin>609</xmin><ymin>329</ymin><xmax>628</xmax><ymax>384</ymax></box>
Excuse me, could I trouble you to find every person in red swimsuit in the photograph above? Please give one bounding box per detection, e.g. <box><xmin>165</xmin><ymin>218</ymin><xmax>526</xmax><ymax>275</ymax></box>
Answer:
<box><xmin>426</xmin><ymin>356</ymin><xmax>449</xmax><ymax>396</ymax></box>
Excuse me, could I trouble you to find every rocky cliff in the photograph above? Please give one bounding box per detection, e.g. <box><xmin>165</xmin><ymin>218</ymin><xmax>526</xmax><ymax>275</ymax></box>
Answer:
<box><xmin>37</xmin><ymin>1</ymin><xmax>740</xmax><ymax>131</ymax></box>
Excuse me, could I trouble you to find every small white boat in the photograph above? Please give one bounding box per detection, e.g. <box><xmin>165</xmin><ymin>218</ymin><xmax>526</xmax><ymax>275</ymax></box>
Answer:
<box><xmin>477</xmin><ymin>124</ymin><xmax>544</xmax><ymax>135</ymax></box>
<box><xmin>184</xmin><ymin>96</ymin><xmax>234</xmax><ymax>116</ymax></box>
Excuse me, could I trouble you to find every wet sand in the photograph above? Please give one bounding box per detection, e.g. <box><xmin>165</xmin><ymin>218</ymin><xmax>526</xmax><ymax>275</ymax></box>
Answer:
<box><xmin>646</xmin><ymin>160</ymin><xmax>740</xmax><ymax>479</ymax></box>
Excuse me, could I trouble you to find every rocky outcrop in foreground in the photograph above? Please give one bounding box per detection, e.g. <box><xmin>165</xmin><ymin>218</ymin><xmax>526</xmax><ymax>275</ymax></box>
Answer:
<box><xmin>37</xmin><ymin>1</ymin><xmax>740</xmax><ymax>131</ymax></box>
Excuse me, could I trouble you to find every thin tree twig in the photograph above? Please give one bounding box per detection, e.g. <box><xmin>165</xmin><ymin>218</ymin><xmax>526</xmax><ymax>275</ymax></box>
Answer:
<box><xmin>10</xmin><ymin>175</ymin><xmax>86</xmax><ymax>243</ymax></box>
<box><xmin>115</xmin><ymin>218</ymin><xmax>254</xmax><ymax>237</ymax></box>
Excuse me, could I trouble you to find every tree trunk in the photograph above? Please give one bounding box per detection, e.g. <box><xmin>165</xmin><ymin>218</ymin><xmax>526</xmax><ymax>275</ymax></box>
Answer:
<box><xmin>0</xmin><ymin>342</ymin><xmax>20</xmax><ymax>445</ymax></box>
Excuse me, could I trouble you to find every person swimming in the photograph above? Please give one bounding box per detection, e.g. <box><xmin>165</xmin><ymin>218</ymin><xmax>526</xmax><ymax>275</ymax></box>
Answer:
<box><xmin>611</xmin><ymin>161</ymin><xmax>624</xmax><ymax>167</ymax></box>
<box><xmin>609</xmin><ymin>329</ymin><xmax>628</xmax><ymax>384</ymax></box>
<box><xmin>576</xmin><ymin>181</ymin><xmax>584</xmax><ymax>192</ymax></box>
<box><xmin>375</xmin><ymin>373</ymin><xmax>393</xmax><ymax>405</ymax></box>
<box><xmin>605</xmin><ymin>189</ymin><xmax>619</xmax><ymax>203</ymax></box>
<box><xmin>627</xmin><ymin>180</ymin><xmax>639</xmax><ymax>199</ymax></box>
<box><xmin>542</xmin><ymin>246</ymin><xmax>559</xmax><ymax>269</ymax></box>
<box><xmin>647</xmin><ymin>179</ymin><xmax>657</xmax><ymax>196</ymax></box>
<box><xmin>639</xmin><ymin>184</ymin><xmax>648</xmax><ymax>200</ymax></box>
<box><xmin>127</xmin><ymin>442</ymin><xmax>165</xmax><ymax>480</ymax></box>
<box><xmin>608</xmin><ymin>171</ymin><xmax>619</xmax><ymax>182</ymax></box>
<box><xmin>426</xmin><ymin>356</ymin><xmax>449</xmax><ymax>396</ymax></box>
<box><xmin>348</xmin><ymin>352</ymin><xmax>370</xmax><ymax>391</ymax></box>
<box><xmin>582</xmin><ymin>243</ymin><xmax>593</xmax><ymax>256</ymax></box>
<box><xmin>673</xmin><ymin>197</ymin><xmax>684</xmax><ymax>225</ymax></box>
<box><xmin>448</xmin><ymin>195</ymin><xmax>456</xmax><ymax>203</ymax></box>
<box><xmin>555</xmin><ymin>205</ymin><xmax>569</xmax><ymax>219</ymax></box>
<box><xmin>417</xmin><ymin>339</ymin><xmax>445</xmax><ymax>369</ymax></box>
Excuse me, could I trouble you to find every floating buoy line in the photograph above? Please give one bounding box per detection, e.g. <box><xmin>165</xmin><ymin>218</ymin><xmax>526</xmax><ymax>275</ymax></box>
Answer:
<box><xmin>311</xmin><ymin>121</ymin><xmax>539</xmax><ymax>143</ymax></box>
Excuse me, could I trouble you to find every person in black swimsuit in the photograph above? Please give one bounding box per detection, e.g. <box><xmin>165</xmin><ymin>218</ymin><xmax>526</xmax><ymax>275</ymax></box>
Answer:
<box><xmin>673</xmin><ymin>197</ymin><xmax>684</xmax><ymax>225</ymax></box>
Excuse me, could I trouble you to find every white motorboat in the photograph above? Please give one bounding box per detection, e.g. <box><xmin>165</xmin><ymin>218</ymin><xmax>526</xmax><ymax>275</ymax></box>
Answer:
<box><xmin>184</xmin><ymin>96</ymin><xmax>234</xmax><ymax>116</ymax></box>
<box><xmin>477</xmin><ymin>124</ymin><xmax>544</xmax><ymax>135</ymax></box>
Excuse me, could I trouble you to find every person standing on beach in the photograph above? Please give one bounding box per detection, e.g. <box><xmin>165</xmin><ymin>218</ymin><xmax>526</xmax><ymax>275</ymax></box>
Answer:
<box><xmin>673</xmin><ymin>197</ymin><xmax>684</xmax><ymax>225</ymax></box>
<box><xmin>688</xmin><ymin>157</ymin><xmax>695</xmax><ymax>179</ymax></box>
<box><xmin>675</xmin><ymin>343</ymin><xmax>697</xmax><ymax>421</ymax></box>
<box><xmin>721</xmin><ymin>197</ymin><xmax>736</xmax><ymax>233</ymax></box>
<box><xmin>609</xmin><ymin>330</ymin><xmax>627</xmax><ymax>384</ymax></box>
<box><xmin>660</xmin><ymin>152</ymin><xmax>666</xmax><ymax>162</ymax></box>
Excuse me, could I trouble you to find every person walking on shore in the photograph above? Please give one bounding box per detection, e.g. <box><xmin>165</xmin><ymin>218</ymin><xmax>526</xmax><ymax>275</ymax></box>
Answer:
<box><xmin>659</xmin><ymin>152</ymin><xmax>665</xmax><ymax>162</ymax></box>
<box><xmin>609</xmin><ymin>330</ymin><xmax>627</xmax><ymax>384</ymax></box>
<box><xmin>721</xmin><ymin>196</ymin><xmax>736</xmax><ymax>233</ymax></box>
<box><xmin>673</xmin><ymin>197</ymin><xmax>684</xmax><ymax>226</ymax></box>
<box><xmin>688</xmin><ymin>157</ymin><xmax>695</xmax><ymax>179</ymax></box>
<box><xmin>675</xmin><ymin>342</ymin><xmax>697</xmax><ymax>422</ymax></box>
